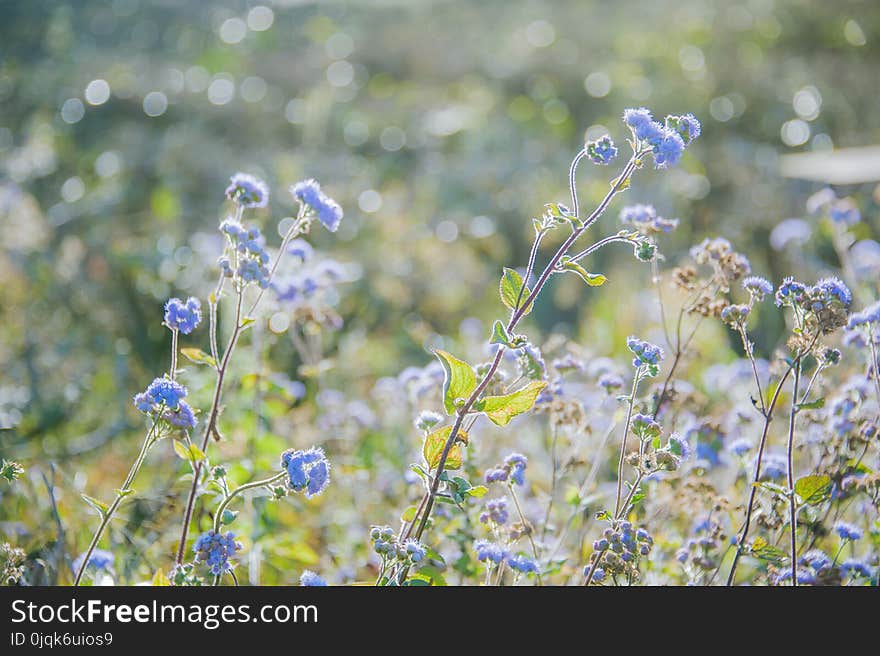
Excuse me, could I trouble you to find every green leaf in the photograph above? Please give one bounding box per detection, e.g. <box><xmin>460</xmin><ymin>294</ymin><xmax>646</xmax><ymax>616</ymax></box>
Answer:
<box><xmin>610</xmin><ymin>172</ymin><xmax>632</xmax><ymax>191</ymax></box>
<box><xmin>240</xmin><ymin>317</ymin><xmax>256</xmax><ymax>329</ymax></box>
<box><xmin>474</xmin><ymin>380</ymin><xmax>547</xmax><ymax>426</ymax></box>
<box><xmin>180</xmin><ymin>347</ymin><xmax>216</xmax><ymax>367</ymax></box>
<box><xmin>151</xmin><ymin>570</ymin><xmax>171</xmax><ymax>587</ymax></box>
<box><xmin>434</xmin><ymin>349</ymin><xmax>477</xmax><ymax>414</ymax></box>
<box><xmin>422</xmin><ymin>426</ymin><xmax>465</xmax><ymax>470</ymax></box>
<box><xmin>559</xmin><ymin>259</ymin><xmax>607</xmax><ymax>287</ymax></box>
<box><xmin>794</xmin><ymin>474</ymin><xmax>831</xmax><ymax>505</ymax></box>
<box><xmin>400</xmin><ymin>506</ymin><xmax>418</xmax><ymax>522</ymax></box>
<box><xmin>465</xmin><ymin>485</ymin><xmax>487</xmax><ymax>498</ymax></box>
<box><xmin>750</xmin><ymin>537</ymin><xmax>789</xmax><ymax>565</ymax></box>
<box><xmin>81</xmin><ymin>494</ymin><xmax>109</xmax><ymax>518</ymax></box>
<box><xmin>173</xmin><ymin>440</ymin><xmax>205</xmax><ymax>464</ymax></box>
<box><xmin>489</xmin><ymin>320</ymin><xmax>514</xmax><ymax>347</ymax></box>
<box><xmin>499</xmin><ymin>268</ymin><xmax>533</xmax><ymax>314</ymax></box>
<box><xmin>797</xmin><ymin>398</ymin><xmax>825</xmax><ymax>411</ymax></box>
<box><xmin>221</xmin><ymin>509</ymin><xmax>238</xmax><ymax>525</ymax></box>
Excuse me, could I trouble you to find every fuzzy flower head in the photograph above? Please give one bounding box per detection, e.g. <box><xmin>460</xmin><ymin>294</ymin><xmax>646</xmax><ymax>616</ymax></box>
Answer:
<box><xmin>847</xmin><ymin>301</ymin><xmax>880</xmax><ymax>330</ymax></box>
<box><xmin>484</xmin><ymin>452</ymin><xmax>528</xmax><ymax>486</ymax></box>
<box><xmin>300</xmin><ymin>570</ymin><xmax>327</xmax><ymax>586</ymax></box>
<box><xmin>474</xmin><ymin>539</ymin><xmax>508</xmax><ymax>564</ymax></box>
<box><xmin>193</xmin><ymin>530</ymin><xmax>242</xmax><ymax>576</ymax></box>
<box><xmin>508</xmin><ymin>554</ymin><xmax>539</xmax><ymax>575</ymax></box>
<box><xmin>403</xmin><ymin>539</ymin><xmax>427</xmax><ymax>563</ymax></box>
<box><xmin>414</xmin><ymin>410</ymin><xmax>444</xmax><ymax>432</ymax></box>
<box><xmin>630</xmin><ymin>413</ymin><xmax>662</xmax><ymax>440</ymax></box>
<box><xmin>834</xmin><ymin>522</ymin><xmax>863</xmax><ymax>542</ymax></box>
<box><xmin>220</xmin><ymin>219</ymin><xmax>271</xmax><ymax>288</ymax></box>
<box><xmin>721</xmin><ymin>304</ymin><xmax>750</xmax><ymax>326</ymax></box>
<box><xmin>225</xmin><ymin>173</ymin><xmax>269</xmax><ymax>208</ymax></box>
<box><xmin>72</xmin><ymin>548</ymin><xmax>114</xmax><ymax>574</ymax></box>
<box><xmin>775</xmin><ymin>277</ymin><xmax>807</xmax><ymax>308</ymax></box>
<box><xmin>666</xmin><ymin>114</ymin><xmax>702</xmax><ymax>145</ymax></box>
<box><xmin>290</xmin><ymin>179</ymin><xmax>344</xmax><ymax>232</ymax></box>
<box><xmin>281</xmin><ymin>447</ymin><xmax>331</xmax><ymax>498</ymax></box>
<box><xmin>479</xmin><ymin>497</ymin><xmax>509</xmax><ymax>525</ymax></box>
<box><xmin>619</xmin><ymin>204</ymin><xmax>679</xmax><ymax>235</ymax></box>
<box><xmin>586</xmin><ymin>135</ymin><xmax>618</xmax><ymax>165</ymax></box>
<box><xmin>627</xmin><ymin>336</ymin><xmax>664</xmax><ymax>375</ymax></box>
<box><xmin>742</xmin><ymin>276</ymin><xmax>773</xmax><ymax>301</ymax></box>
<box><xmin>164</xmin><ymin>297</ymin><xmax>202</xmax><ymax>334</ymax></box>
<box><xmin>133</xmin><ymin>378</ymin><xmax>196</xmax><ymax>428</ymax></box>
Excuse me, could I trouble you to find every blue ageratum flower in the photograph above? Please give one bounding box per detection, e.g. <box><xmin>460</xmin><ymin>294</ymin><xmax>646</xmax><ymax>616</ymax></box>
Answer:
<box><xmin>508</xmin><ymin>554</ymin><xmax>539</xmax><ymax>575</ymax></box>
<box><xmin>623</xmin><ymin>107</ymin><xmax>656</xmax><ymax>139</ymax></box>
<box><xmin>281</xmin><ymin>447</ymin><xmax>331</xmax><ymax>498</ymax></box>
<box><xmin>72</xmin><ymin>548</ymin><xmax>114</xmax><ymax>574</ymax></box>
<box><xmin>300</xmin><ymin>570</ymin><xmax>327</xmax><ymax>586</ymax></box>
<box><xmin>813</xmin><ymin>277</ymin><xmax>852</xmax><ymax>308</ymax></box>
<box><xmin>505</xmin><ymin>453</ymin><xmax>528</xmax><ymax>486</ymax></box>
<box><xmin>840</xmin><ymin>559</ymin><xmax>873</xmax><ymax>579</ymax></box>
<box><xmin>742</xmin><ymin>276</ymin><xmax>773</xmax><ymax>301</ymax></box>
<box><xmin>667</xmin><ymin>113</ymin><xmax>701</xmax><ymax>145</ymax></box>
<box><xmin>775</xmin><ymin>277</ymin><xmax>807</xmax><ymax>307</ymax></box>
<box><xmin>290</xmin><ymin>179</ymin><xmax>344</xmax><ymax>232</ymax></box>
<box><xmin>622</xmin><ymin>108</ymin><xmax>698</xmax><ymax>169</ymax></box>
<box><xmin>619</xmin><ymin>204</ymin><xmax>679</xmax><ymax>234</ymax></box>
<box><xmin>585</xmin><ymin>135</ymin><xmax>617</xmax><ymax>165</ymax></box>
<box><xmin>627</xmin><ymin>336</ymin><xmax>664</xmax><ymax>372</ymax></box>
<box><xmin>193</xmin><ymin>530</ymin><xmax>242</xmax><ymax>576</ymax></box>
<box><xmin>652</xmin><ymin>128</ymin><xmax>685</xmax><ymax>168</ymax></box>
<box><xmin>833</xmin><ymin>521</ymin><xmax>863</xmax><ymax>541</ymax></box>
<box><xmin>403</xmin><ymin>539</ymin><xmax>427</xmax><ymax>563</ymax></box>
<box><xmin>474</xmin><ymin>540</ymin><xmax>508</xmax><ymax>564</ymax></box>
<box><xmin>848</xmin><ymin>301</ymin><xmax>880</xmax><ymax>329</ymax></box>
<box><xmin>225</xmin><ymin>173</ymin><xmax>269</xmax><ymax>208</ymax></box>
<box><xmin>133</xmin><ymin>378</ymin><xmax>196</xmax><ymax>429</ymax></box>
<box><xmin>164</xmin><ymin>297</ymin><xmax>202</xmax><ymax>334</ymax></box>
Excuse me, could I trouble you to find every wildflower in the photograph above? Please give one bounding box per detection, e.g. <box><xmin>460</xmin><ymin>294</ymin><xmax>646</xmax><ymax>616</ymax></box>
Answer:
<box><xmin>627</xmin><ymin>336</ymin><xmax>664</xmax><ymax>372</ymax></box>
<box><xmin>652</xmin><ymin>128</ymin><xmax>686</xmax><ymax>168</ymax></box>
<box><xmin>813</xmin><ymin>277</ymin><xmax>852</xmax><ymax>308</ymax></box>
<box><xmin>505</xmin><ymin>453</ymin><xmax>527</xmax><ymax>486</ymax></box>
<box><xmin>721</xmin><ymin>304</ymin><xmax>750</xmax><ymax>326</ymax></box>
<box><xmin>133</xmin><ymin>378</ymin><xmax>191</xmax><ymax>420</ymax></box>
<box><xmin>829</xmin><ymin>198</ymin><xmax>861</xmax><ymax>226</ymax></box>
<box><xmin>771</xmin><ymin>568</ymin><xmax>816</xmax><ymax>585</ymax></box>
<box><xmin>800</xmin><ymin>550</ymin><xmax>832</xmax><ymax>574</ymax></box>
<box><xmin>414</xmin><ymin>410</ymin><xmax>444</xmax><ymax>431</ymax></box>
<box><xmin>281</xmin><ymin>447</ymin><xmax>331</xmax><ymax>498</ymax></box>
<box><xmin>72</xmin><ymin>549</ymin><xmax>114</xmax><ymax>574</ymax></box>
<box><xmin>666</xmin><ymin>113</ymin><xmax>701</xmax><ymax>144</ymax></box>
<box><xmin>518</xmin><ymin>343</ymin><xmax>546</xmax><ymax>380</ymax></box>
<box><xmin>760</xmin><ymin>453</ymin><xmax>787</xmax><ymax>480</ymax></box>
<box><xmin>300</xmin><ymin>570</ymin><xmax>327</xmax><ymax>586</ymax></box>
<box><xmin>840</xmin><ymin>559</ymin><xmax>873</xmax><ymax>579</ymax></box>
<box><xmin>742</xmin><ymin>276</ymin><xmax>773</xmax><ymax>301</ymax></box>
<box><xmin>479</xmin><ymin>497</ymin><xmax>509</xmax><ymax>525</ymax></box>
<box><xmin>474</xmin><ymin>540</ymin><xmax>508</xmax><ymax>564</ymax></box>
<box><xmin>623</xmin><ymin>107</ymin><xmax>656</xmax><ymax>139</ymax></box>
<box><xmin>586</xmin><ymin>135</ymin><xmax>617</xmax><ymax>165</ymax></box>
<box><xmin>508</xmin><ymin>554</ymin><xmax>539</xmax><ymax>574</ymax></box>
<box><xmin>193</xmin><ymin>530</ymin><xmax>242</xmax><ymax>576</ymax></box>
<box><xmin>290</xmin><ymin>179</ymin><xmax>344</xmax><ymax>232</ymax></box>
<box><xmin>403</xmin><ymin>539</ymin><xmax>427</xmax><ymax>563</ymax></box>
<box><xmin>620</xmin><ymin>204</ymin><xmax>679</xmax><ymax>234</ymax></box>
<box><xmin>848</xmin><ymin>301</ymin><xmax>880</xmax><ymax>329</ymax></box>
<box><xmin>598</xmin><ymin>373</ymin><xmax>624</xmax><ymax>393</ymax></box>
<box><xmin>287</xmin><ymin>238</ymin><xmax>313</xmax><ymax>261</ymax></box>
<box><xmin>667</xmin><ymin>433</ymin><xmax>691</xmax><ymax>460</ymax></box>
<box><xmin>775</xmin><ymin>277</ymin><xmax>807</xmax><ymax>307</ymax></box>
<box><xmin>225</xmin><ymin>173</ymin><xmax>269</xmax><ymax>208</ymax></box>
<box><xmin>164</xmin><ymin>297</ymin><xmax>202</xmax><ymax>334</ymax></box>
<box><xmin>834</xmin><ymin>522</ymin><xmax>863</xmax><ymax>541</ymax></box>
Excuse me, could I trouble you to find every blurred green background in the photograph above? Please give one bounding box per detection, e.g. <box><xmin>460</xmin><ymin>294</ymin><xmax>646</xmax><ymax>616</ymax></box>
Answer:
<box><xmin>1</xmin><ymin>0</ymin><xmax>878</xmax><ymax>583</ymax></box>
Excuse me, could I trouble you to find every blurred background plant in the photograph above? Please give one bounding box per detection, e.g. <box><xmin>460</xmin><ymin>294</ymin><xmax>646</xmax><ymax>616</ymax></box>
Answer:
<box><xmin>1</xmin><ymin>0</ymin><xmax>878</xmax><ymax>585</ymax></box>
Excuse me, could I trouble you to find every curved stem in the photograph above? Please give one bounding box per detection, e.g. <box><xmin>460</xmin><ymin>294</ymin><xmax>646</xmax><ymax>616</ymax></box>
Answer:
<box><xmin>785</xmin><ymin>362</ymin><xmax>802</xmax><ymax>586</ymax></box>
<box><xmin>213</xmin><ymin>472</ymin><xmax>286</xmax><ymax>534</ymax></box>
<box><xmin>614</xmin><ymin>370</ymin><xmax>642</xmax><ymax>517</ymax></box>
<box><xmin>406</xmin><ymin>153</ymin><xmax>643</xmax><ymax>548</ymax></box>
<box><xmin>568</xmin><ymin>236</ymin><xmax>640</xmax><ymax>265</ymax></box>
<box><xmin>509</xmin><ymin>483</ymin><xmax>543</xmax><ymax>586</ymax></box>
<box><xmin>74</xmin><ymin>421</ymin><xmax>159</xmax><ymax>586</ymax></box>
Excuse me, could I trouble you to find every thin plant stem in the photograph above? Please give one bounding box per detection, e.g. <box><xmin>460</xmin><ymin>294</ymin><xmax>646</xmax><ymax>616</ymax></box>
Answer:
<box><xmin>509</xmin><ymin>483</ymin><xmax>543</xmax><ymax>586</ymax></box>
<box><xmin>785</xmin><ymin>361</ymin><xmax>802</xmax><ymax>586</ymax></box>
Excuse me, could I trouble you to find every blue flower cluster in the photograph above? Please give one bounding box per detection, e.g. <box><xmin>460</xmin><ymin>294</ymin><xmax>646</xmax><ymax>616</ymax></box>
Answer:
<box><xmin>622</xmin><ymin>108</ymin><xmax>700</xmax><ymax>168</ymax></box>
<box><xmin>619</xmin><ymin>203</ymin><xmax>679</xmax><ymax>234</ymax></box>
<box><xmin>219</xmin><ymin>219</ymin><xmax>271</xmax><ymax>288</ymax></box>
<box><xmin>484</xmin><ymin>453</ymin><xmax>527</xmax><ymax>486</ymax></box>
<box><xmin>414</xmin><ymin>410</ymin><xmax>444</xmax><ymax>431</ymax></box>
<box><xmin>300</xmin><ymin>570</ymin><xmax>327</xmax><ymax>586</ymax></box>
<box><xmin>631</xmin><ymin>413</ymin><xmax>661</xmax><ymax>439</ymax></box>
<box><xmin>133</xmin><ymin>377</ymin><xmax>197</xmax><ymax>429</ymax></box>
<box><xmin>474</xmin><ymin>539</ymin><xmax>509</xmax><ymax>564</ymax></box>
<box><xmin>225</xmin><ymin>172</ymin><xmax>269</xmax><ymax>208</ymax></box>
<box><xmin>833</xmin><ymin>521</ymin><xmax>863</xmax><ymax>541</ymax></box>
<box><xmin>479</xmin><ymin>497</ymin><xmax>509</xmax><ymax>525</ymax></box>
<box><xmin>627</xmin><ymin>336</ymin><xmax>664</xmax><ymax>373</ymax></box>
<box><xmin>507</xmin><ymin>554</ymin><xmax>539</xmax><ymax>575</ymax></box>
<box><xmin>742</xmin><ymin>276</ymin><xmax>773</xmax><ymax>301</ymax></box>
<box><xmin>193</xmin><ymin>530</ymin><xmax>242</xmax><ymax>576</ymax></box>
<box><xmin>164</xmin><ymin>297</ymin><xmax>202</xmax><ymax>334</ymax></box>
<box><xmin>71</xmin><ymin>548</ymin><xmax>114</xmax><ymax>574</ymax></box>
<box><xmin>281</xmin><ymin>447</ymin><xmax>331</xmax><ymax>498</ymax></box>
<box><xmin>290</xmin><ymin>179</ymin><xmax>344</xmax><ymax>233</ymax></box>
<box><xmin>585</xmin><ymin>134</ymin><xmax>617</xmax><ymax>165</ymax></box>
<box><xmin>403</xmin><ymin>539</ymin><xmax>427</xmax><ymax>563</ymax></box>
<box><xmin>848</xmin><ymin>300</ymin><xmax>880</xmax><ymax>329</ymax></box>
